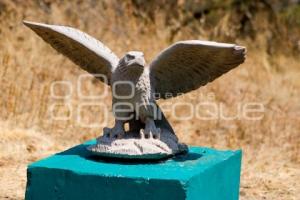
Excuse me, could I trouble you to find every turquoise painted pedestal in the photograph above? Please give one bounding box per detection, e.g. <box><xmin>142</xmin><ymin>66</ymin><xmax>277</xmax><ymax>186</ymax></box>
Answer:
<box><xmin>25</xmin><ymin>140</ymin><xmax>242</xmax><ymax>200</ymax></box>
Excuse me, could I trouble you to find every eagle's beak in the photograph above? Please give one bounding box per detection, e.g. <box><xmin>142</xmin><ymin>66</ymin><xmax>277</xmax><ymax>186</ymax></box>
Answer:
<box><xmin>128</xmin><ymin>56</ymin><xmax>145</xmax><ymax>68</ymax></box>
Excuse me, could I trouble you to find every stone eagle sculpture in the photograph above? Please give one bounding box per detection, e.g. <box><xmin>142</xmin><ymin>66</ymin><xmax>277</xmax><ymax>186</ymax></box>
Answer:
<box><xmin>24</xmin><ymin>21</ymin><xmax>246</xmax><ymax>159</ymax></box>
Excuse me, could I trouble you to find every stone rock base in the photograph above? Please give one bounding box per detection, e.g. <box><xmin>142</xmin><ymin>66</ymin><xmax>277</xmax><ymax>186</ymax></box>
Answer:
<box><xmin>87</xmin><ymin>129</ymin><xmax>188</xmax><ymax>159</ymax></box>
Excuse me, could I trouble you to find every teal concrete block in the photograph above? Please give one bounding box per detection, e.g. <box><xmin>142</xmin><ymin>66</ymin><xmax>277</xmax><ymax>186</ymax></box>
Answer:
<box><xmin>25</xmin><ymin>140</ymin><xmax>242</xmax><ymax>200</ymax></box>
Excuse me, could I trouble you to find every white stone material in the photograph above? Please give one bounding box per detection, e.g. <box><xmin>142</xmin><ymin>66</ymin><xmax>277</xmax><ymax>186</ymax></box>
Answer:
<box><xmin>24</xmin><ymin>20</ymin><xmax>246</xmax><ymax>159</ymax></box>
<box><xmin>88</xmin><ymin>128</ymin><xmax>188</xmax><ymax>159</ymax></box>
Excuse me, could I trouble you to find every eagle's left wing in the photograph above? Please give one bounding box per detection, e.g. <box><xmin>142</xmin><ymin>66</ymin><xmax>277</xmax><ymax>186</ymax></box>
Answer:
<box><xmin>150</xmin><ymin>40</ymin><xmax>246</xmax><ymax>99</ymax></box>
<box><xmin>23</xmin><ymin>21</ymin><xmax>119</xmax><ymax>85</ymax></box>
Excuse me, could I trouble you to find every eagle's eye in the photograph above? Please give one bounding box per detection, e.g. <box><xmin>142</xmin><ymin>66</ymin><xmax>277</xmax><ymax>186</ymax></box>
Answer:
<box><xmin>126</xmin><ymin>54</ymin><xmax>135</xmax><ymax>60</ymax></box>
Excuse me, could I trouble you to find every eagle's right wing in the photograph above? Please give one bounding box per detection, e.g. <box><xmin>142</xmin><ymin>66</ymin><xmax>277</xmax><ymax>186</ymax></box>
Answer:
<box><xmin>150</xmin><ymin>40</ymin><xmax>246</xmax><ymax>99</ymax></box>
<box><xmin>24</xmin><ymin>21</ymin><xmax>119</xmax><ymax>85</ymax></box>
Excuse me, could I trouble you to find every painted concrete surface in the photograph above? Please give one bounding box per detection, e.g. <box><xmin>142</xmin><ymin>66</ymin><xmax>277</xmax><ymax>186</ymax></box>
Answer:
<box><xmin>25</xmin><ymin>140</ymin><xmax>242</xmax><ymax>200</ymax></box>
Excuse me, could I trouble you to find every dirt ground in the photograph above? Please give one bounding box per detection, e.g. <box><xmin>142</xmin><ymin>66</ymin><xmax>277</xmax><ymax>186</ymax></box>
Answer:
<box><xmin>0</xmin><ymin>1</ymin><xmax>299</xmax><ymax>199</ymax></box>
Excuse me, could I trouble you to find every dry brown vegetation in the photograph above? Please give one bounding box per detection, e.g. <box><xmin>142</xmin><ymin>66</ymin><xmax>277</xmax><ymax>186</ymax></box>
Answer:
<box><xmin>0</xmin><ymin>0</ymin><xmax>299</xmax><ymax>199</ymax></box>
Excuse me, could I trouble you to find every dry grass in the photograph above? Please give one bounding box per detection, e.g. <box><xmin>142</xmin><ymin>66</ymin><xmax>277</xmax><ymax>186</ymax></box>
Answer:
<box><xmin>0</xmin><ymin>1</ymin><xmax>299</xmax><ymax>199</ymax></box>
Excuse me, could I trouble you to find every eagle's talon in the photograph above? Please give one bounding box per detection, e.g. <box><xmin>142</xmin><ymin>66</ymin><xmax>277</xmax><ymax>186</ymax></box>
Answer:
<box><xmin>117</xmin><ymin>133</ymin><xmax>124</xmax><ymax>139</ymax></box>
<box><xmin>139</xmin><ymin>129</ymin><xmax>145</xmax><ymax>139</ymax></box>
<box><xmin>145</xmin><ymin>133</ymin><xmax>151</xmax><ymax>139</ymax></box>
<box><xmin>109</xmin><ymin>129</ymin><xmax>125</xmax><ymax>140</ymax></box>
<box><xmin>110</xmin><ymin>132</ymin><xmax>124</xmax><ymax>139</ymax></box>
<box><xmin>106</xmin><ymin>120</ymin><xmax>125</xmax><ymax>140</ymax></box>
<box><xmin>103</xmin><ymin>127</ymin><xmax>111</xmax><ymax>138</ymax></box>
<box><xmin>144</xmin><ymin>127</ymin><xmax>160</xmax><ymax>140</ymax></box>
<box><xmin>152</xmin><ymin>128</ymin><xmax>161</xmax><ymax>140</ymax></box>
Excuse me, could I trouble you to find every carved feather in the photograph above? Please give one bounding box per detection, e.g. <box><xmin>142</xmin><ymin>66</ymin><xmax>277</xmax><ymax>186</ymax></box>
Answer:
<box><xmin>23</xmin><ymin>21</ymin><xmax>119</xmax><ymax>84</ymax></box>
<box><xmin>150</xmin><ymin>40</ymin><xmax>246</xmax><ymax>99</ymax></box>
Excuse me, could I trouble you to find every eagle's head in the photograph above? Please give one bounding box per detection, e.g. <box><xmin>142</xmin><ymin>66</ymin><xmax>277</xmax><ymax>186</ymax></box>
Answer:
<box><xmin>118</xmin><ymin>51</ymin><xmax>145</xmax><ymax>75</ymax></box>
